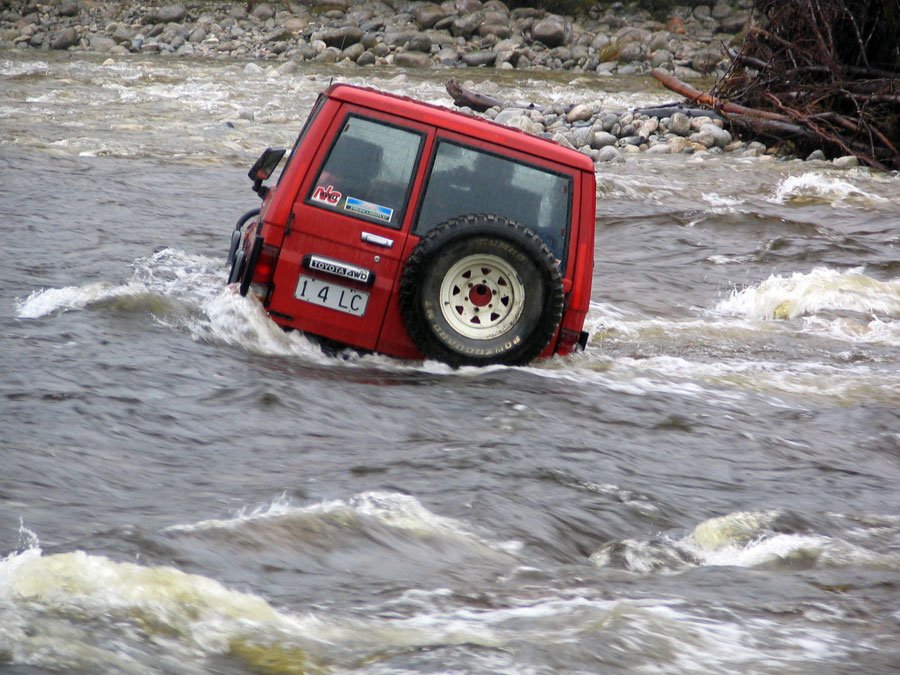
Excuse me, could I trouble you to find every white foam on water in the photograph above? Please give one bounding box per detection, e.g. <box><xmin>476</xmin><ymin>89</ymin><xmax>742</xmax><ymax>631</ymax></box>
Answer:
<box><xmin>584</xmin><ymin>304</ymin><xmax>770</xmax><ymax>342</ymax></box>
<box><xmin>593</xmin><ymin>510</ymin><xmax>900</xmax><ymax>576</ymax></box>
<box><xmin>0</xmin><ymin>527</ymin><xmax>859</xmax><ymax>672</ymax></box>
<box><xmin>715</xmin><ymin>267</ymin><xmax>900</xmax><ymax>323</ymax></box>
<box><xmin>14</xmin><ymin>281</ymin><xmax>148</xmax><ymax>319</ymax></box>
<box><xmin>771</xmin><ymin>172</ymin><xmax>889</xmax><ymax>207</ymax></box>
<box><xmin>555</xmin><ymin>345</ymin><xmax>887</xmax><ymax>406</ymax></box>
<box><xmin>166</xmin><ymin>491</ymin><xmax>522</xmax><ymax>556</ymax></box>
<box><xmin>803</xmin><ymin>314</ymin><xmax>900</xmax><ymax>345</ymax></box>
<box><xmin>383</xmin><ymin>593</ymin><xmax>848</xmax><ymax>672</ymax></box>
<box><xmin>105</xmin><ymin>80</ymin><xmax>233</xmax><ymax>110</ymax></box>
<box><xmin>701</xmin><ymin>191</ymin><xmax>746</xmax><ymax>209</ymax></box>
<box><xmin>15</xmin><ymin>249</ymin><xmax>218</xmax><ymax>319</ymax></box>
<box><xmin>12</xmin><ymin>249</ymin><xmax>521</xmax><ymax>373</ymax></box>
<box><xmin>527</xmin><ymin>353</ymin><xmax>736</xmax><ymax>402</ymax></box>
<box><xmin>14</xmin><ymin>250</ymin><xmax>899</xmax><ymax>403</ymax></box>
<box><xmin>534</xmin><ymin>295</ymin><xmax>900</xmax><ymax>405</ymax></box>
<box><xmin>195</xmin><ymin>286</ymin><xmax>328</xmax><ymax>360</ymax></box>
<box><xmin>628</xmin><ymin>355</ymin><xmax>898</xmax><ymax>403</ymax></box>
<box><xmin>699</xmin><ymin>532</ymin><xmax>898</xmax><ymax>570</ymax></box>
<box><xmin>0</xmin><ymin>58</ymin><xmax>50</xmax><ymax>77</ymax></box>
<box><xmin>707</xmin><ymin>253</ymin><xmax>759</xmax><ymax>264</ymax></box>
<box><xmin>0</xmin><ymin>548</ymin><xmax>513</xmax><ymax>671</ymax></box>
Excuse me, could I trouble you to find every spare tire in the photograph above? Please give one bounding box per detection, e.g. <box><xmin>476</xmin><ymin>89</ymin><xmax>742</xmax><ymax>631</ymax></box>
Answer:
<box><xmin>399</xmin><ymin>214</ymin><xmax>564</xmax><ymax>367</ymax></box>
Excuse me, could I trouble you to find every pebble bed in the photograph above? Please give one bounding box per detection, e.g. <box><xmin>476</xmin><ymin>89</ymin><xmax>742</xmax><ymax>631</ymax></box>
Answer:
<box><xmin>1</xmin><ymin>0</ymin><xmax>862</xmax><ymax>166</ymax></box>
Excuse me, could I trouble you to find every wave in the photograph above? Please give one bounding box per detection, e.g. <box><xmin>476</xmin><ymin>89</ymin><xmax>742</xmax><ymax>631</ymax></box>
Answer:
<box><xmin>591</xmin><ymin>509</ymin><xmax>900</xmax><ymax>575</ymax></box>
<box><xmin>0</xmin><ymin>58</ymin><xmax>50</xmax><ymax>77</ymax></box>
<box><xmin>0</xmin><ymin>544</ymin><xmax>848</xmax><ymax>673</ymax></box>
<box><xmin>715</xmin><ymin>267</ymin><xmax>900</xmax><ymax>324</ymax></box>
<box><xmin>771</xmin><ymin>172</ymin><xmax>889</xmax><ymax>207</ymax></box>
<box><xmin>166</xmin><ymin>491</ymin><xmax>520</xmax><ymax>558</ymax></box>
<box><xmin>14</xmin><ymin>252</ymin><xmax>900</xmax><ymax>406</ymax></box>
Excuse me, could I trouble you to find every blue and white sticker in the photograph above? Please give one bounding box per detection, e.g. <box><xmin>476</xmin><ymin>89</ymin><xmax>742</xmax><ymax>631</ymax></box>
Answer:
<box><xmin>344</xmin><ymin>196</ymin><xmax>393</xmax><ymax>223</ymax></box>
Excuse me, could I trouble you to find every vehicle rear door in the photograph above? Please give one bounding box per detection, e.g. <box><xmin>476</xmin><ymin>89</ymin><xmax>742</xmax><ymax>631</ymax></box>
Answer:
<box><xmin>413</xmin><ymin>133</ymin><xmax>576</xmax><ymax>267</ymax></box>
<box><xmin>268</xmin><ymin>108</ymin><xmax>430</xmax><ymax>350</ymax></box>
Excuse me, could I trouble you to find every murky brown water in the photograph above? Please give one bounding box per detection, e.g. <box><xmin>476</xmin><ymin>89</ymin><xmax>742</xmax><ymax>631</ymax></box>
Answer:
<box><xmin>2</xmin><ymin>51</ymin><xmax>899</xmax><ymax>673</ymax></box>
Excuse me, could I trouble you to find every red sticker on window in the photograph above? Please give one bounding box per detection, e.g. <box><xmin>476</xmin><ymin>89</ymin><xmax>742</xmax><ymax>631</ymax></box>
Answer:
<box><xmin>311</xmin><ymin>184</ymin><xmax>342</xmax><ymax>206</ymax></box>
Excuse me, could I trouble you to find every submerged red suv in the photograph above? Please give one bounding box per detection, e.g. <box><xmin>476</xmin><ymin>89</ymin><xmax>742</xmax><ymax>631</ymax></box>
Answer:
<box><xmin>227</xmin><ymin>84</ymin><xmax>596</xmax><ymax>366</ymax></box>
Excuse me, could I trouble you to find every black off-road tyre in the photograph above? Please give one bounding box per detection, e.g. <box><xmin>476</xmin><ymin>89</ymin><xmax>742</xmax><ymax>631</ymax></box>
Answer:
<box><xmin>238</xmin><ymin>235</ymin><xmax>264</xmax><ymax>297</ymax></box>
<box><xmin>399</xmin><ymin>214</ymin><xmax>564</xmax><ymax>367</ymax></box>
<box><xmin>227</xmin><ymin>208</ymin><xmax>260</xmax><ymax>267</ymax></box>
<box><xmin>228</xmin><ymin>249</ymin><xmax>245</xmax><ymax>285</ymax></box>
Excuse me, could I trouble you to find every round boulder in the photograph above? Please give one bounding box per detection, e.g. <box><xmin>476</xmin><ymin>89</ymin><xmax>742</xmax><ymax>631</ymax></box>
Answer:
<box><xmin>452</xmin><ymin>13</ymin><xmax>484</xmax><ymax>38</ymax></box>
<box><xmin>565</xmin><ymin>103</ymin><xmax>593</xmax><ymax>123</ymax></box>
<box><xmin>49</xmin><ymin>27</ymin><xmax>78</xmax><ymax>50</ymax></box>
<box><xmin>415</xmin><ymin>3</ymin><xmax>446</xmax><ymax>29</ymax></box>
<box><xmin>479</xmin><ymin>23</ymin><xmax>512</xmax><ymax>39</ymax></box>
<box><xmin>405</xmin><ymin>34</ymin><xmax>431</xmax><ymax>53</ymax></box>
<box><xmin>532</xmin><ymin>15</ymin><xmax>568</xmax><ymax>48</ymax></box>
<box><xmin>58</xmin><ymin>0</ymin><xmax>79</xmax><ymax>18</ymax></box>
<box><xmin>596</xmin><ymin>145</ymin><xmax>620</xmax><ymax>162</ymax></box>
<box><xmin>456</xmin><ymin>0</ymin><xmax>483</xmax><ymax>12</ymax></box>
<box><xmin>590</xmin><ymin>131</ymin><xmax>617</xmax><ymax>149</ymax></box>
<box><xmin>318</xmin><ymin>26</ymin><xmax>364</xmax><ymax>48</ymax></box>
<box><xmin>668</xmin><ymin>112</ymin><xmax>691</xmax><ymax>136</ymax></box>
<box><xmin>617</xmin><ymin>42</ymin><xmax>644</xmax><ymax>63</ymax></box>
<box><xmin>692</xmin><ymin>47</ymin><xmax>722</xmax><ymax>74</ymax></box>
<box><xmin>341</xmin><ymin>42</ymin><xmax>365</xmax><ymax>62</ymax></box>
<box><xmin>394</xmin><ymin>51</ymin><xmax>432</xmax><ymax>68</ymax></box>
<box><xmin>461</xmin><ymin>49</ymin><xmax>497</xmax><ymax>67</ymax></box>
<box><xmin>89</xmin><ymin>35</ymin><xmax>116</xmax><ymax>52</ymax></box>
<box><xmin>251</xmin><ymin>3</ymin><xmax>276</xmax><ymax>21</ymax></box>
<box><xmin>151</xmin><ymin>4</ymin><xmax>187</xmax><ymax>24</ymax></box>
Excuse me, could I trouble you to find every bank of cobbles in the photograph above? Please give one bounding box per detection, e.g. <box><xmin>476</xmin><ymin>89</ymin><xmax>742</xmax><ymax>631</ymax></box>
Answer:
<box><xmin>0</xmin><ymin>0</ymin><xmax>752</xmax><ymax>75</ymax></box>
<box><xmin>0</xmin><ymin>0</ymin><xmax>862</xmax><ymax>166</ymax></box>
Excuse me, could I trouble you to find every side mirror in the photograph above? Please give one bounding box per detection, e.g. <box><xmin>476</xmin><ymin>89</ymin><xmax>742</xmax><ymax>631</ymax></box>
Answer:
<box><xmin>248</xmin><ymin>148</ymin><xmax>286</xmax><ymax>197</ymax></box>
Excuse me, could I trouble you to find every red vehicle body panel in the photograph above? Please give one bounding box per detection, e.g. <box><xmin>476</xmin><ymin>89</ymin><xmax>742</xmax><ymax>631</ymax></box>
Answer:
<box><xmin>239</xmin><ymin>84</ymin><xmax>597</xmax><ymax>363</ymax></box>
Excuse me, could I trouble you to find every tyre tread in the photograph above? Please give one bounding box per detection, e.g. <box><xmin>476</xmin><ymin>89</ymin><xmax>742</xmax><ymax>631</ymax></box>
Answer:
<box><xmin>399</xmin><ymin>214</ymin><xmax>564</xmax><ymax>366</ymax></box>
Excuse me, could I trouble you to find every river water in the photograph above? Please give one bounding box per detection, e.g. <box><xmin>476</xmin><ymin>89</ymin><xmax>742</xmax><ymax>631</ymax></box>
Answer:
<box><xmin>1</xmin><ymin>52</ymin><xmax>899</xmax><ymax>674</ymax></box>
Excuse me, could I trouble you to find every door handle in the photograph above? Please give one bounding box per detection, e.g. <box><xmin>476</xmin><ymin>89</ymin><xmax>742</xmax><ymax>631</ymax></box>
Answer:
<box><xmin>361</xmin><ymin>232</ymin><xmax>394</xmax><ymax>248</ymax></box>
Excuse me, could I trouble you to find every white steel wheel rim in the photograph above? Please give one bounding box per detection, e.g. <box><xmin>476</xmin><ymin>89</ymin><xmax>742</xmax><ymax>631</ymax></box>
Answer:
<box><xmin>438</xmin><ymin>253</ymin><xmax>526</xmax><ymax>340</ymax></box>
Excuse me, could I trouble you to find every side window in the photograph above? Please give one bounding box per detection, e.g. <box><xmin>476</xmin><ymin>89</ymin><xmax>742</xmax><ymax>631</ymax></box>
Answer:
<box><xmin>415</xmin><ymin>141</ymin><xmax>572</xmax><ymax>261</ymax></box>
<box><xmin>306</xmin><ymin>115</ymin><xmax>423</xmax><ymax>229</ymax></box>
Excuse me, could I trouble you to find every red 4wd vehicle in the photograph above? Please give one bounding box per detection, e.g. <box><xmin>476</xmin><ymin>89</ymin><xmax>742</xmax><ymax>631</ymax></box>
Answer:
<box><xmin>227</xmin><ymin>84</ymin><xmax>596</xmax><ymax>366</ymax></box>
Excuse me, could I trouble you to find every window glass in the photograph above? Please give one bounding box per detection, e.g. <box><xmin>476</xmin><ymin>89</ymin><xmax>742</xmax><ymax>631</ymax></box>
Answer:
<box><xmin>416</xmin><ymin>141</ymin><xmax>572</xmax><ymax>261</ymax></box>
<box><xmin>307</xmin><ymin>115</ymin><xmax>422</xmax><ymax>229</ymax></box>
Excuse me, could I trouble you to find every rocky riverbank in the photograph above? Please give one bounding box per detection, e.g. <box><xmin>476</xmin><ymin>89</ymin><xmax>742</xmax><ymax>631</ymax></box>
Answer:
<box><xmin>2</xmin><ymin>0</ymin><xmax>751</xmax><ymax>77</ymax></box>
<box><xmin>1</xmin><ymin>0</ymin><xmax>861</xmax><ymax>165</ymax></box>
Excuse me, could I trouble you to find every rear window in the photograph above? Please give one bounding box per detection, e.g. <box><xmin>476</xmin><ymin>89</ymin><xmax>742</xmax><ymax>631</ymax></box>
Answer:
<box><xmin>415</xmin><ymin>140</ymin><xmax>572</xmax><ymax>260</ymax></box>
<box><xmin>306</xmin><ymin>115</ymin><xmax>423</xmax><ymax>229</ymax></box>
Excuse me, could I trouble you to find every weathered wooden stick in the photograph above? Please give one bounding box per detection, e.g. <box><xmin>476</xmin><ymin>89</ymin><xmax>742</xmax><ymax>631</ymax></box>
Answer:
<box><xmin>649</xmin><ymin>69</ymin><xmax>791</xmax><ymax>122</ymax></box>
<box><xmin>445</xmin><ymin>79</ymin><xmax>504</xmax><ymax>112</ymax></box>
<box><xmin>633</xmin><ymin>104</ymin><xmax>725</xmax><ymax>120</ymax></box>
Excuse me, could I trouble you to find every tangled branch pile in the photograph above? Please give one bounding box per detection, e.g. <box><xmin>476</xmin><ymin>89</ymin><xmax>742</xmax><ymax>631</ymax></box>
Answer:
<box><xmin>713</xmin><ymin>0</ymin><xmax>899</xmax><ymax>169</ymax></box>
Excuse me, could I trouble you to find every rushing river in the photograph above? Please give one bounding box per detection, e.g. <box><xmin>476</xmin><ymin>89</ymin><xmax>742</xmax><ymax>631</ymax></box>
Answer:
<box><xmin>2</xmin><ymin>51</ymin><xmax>899</xmax><ymax>674</ymax></box>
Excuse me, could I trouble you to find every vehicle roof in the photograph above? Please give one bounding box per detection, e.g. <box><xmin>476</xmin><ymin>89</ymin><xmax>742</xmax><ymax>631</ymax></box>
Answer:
<box><xmin>325</xmin><ymin>83</ymin><xmax>596</xmax><ymax>173</ymax></box>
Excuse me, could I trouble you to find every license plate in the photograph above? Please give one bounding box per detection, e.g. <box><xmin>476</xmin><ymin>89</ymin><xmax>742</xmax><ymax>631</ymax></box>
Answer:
<box><xmin>294</xmin><ymin>274</ymin><xmax>369</xmax><ymax>317</ymax></box>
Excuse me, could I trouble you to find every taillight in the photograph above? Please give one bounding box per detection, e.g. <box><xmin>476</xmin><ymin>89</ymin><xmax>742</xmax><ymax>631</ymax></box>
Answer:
<box><xmin>253</xmin><ymin>243</ymin><xmax>281</xmax><ymax>285</ymax></box>
<box><xmin>242</xmin><ymin>239</ymin><xmax>281</xmax><ymax>302</ymax></box>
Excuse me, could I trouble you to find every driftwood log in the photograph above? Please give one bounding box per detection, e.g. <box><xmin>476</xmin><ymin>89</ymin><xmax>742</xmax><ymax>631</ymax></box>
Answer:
<box><xmin>445</xmin><ymin>79</ymin><xmax>504</xmax><ymax>112</ymax></box>
<box><xmin>706</xmin><ymin>0</ymin><xmax>898</xmax><ymax>170</ymax></box>
<box><xmin>649</xmin><ymin>69</ymin><xmax>820</xmax><ymax>143</ymax></box>
<box><xmin>445</xmin><ymin>80</ymin><xmax>549</xmax><ymax>114</ymax></box>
